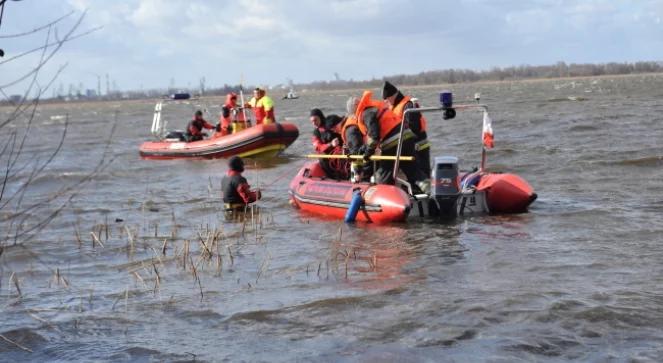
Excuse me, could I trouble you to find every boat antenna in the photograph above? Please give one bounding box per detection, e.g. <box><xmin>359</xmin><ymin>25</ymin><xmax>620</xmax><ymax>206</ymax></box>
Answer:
<box><xmin>239</xmin><ymin>74</ymin><xmax>250</xmax><ymax>126</ymax></box>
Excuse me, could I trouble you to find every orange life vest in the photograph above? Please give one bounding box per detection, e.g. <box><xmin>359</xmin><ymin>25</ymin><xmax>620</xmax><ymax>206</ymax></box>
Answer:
<box><xmin>354</xmin><ymin>90</ymin><xmax>401</xmax><ymax>143</ymax></box>
<box><xmin>340</xmin><ymin>115</ymin><xmax>366</xmax><ymax>145</ymax></box>
<box><xmin>392</xmin><ymin>95</ymin><xmax>427</xmax><ymax>133</ymax></box>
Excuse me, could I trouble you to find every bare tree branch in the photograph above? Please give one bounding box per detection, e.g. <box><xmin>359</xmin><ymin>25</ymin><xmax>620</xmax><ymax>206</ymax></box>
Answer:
<box><xmin>0</xmin><ymin>10</ymin><xmax>87</xmax><ymax>89</ymax></box>
<box><xmin>0</xmin><ymin>11</ymin><xmax>73</xmax><ymax>38</ymax></box>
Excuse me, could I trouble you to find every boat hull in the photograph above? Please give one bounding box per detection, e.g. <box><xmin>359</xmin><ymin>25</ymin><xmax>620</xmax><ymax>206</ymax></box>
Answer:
<box><xmin>139</xmin><ymin>123</ymin><xmax>299</xmax><ymax>160</ymax></box>
<box><xmin>475</xmin><ymin>173</ymin><xmax>537</xmax><ymax>213</ymax></box>
<box><xmin>289</xmin><ymin>162</ymin><xmax>411</xmax><ymax>224</ymax></box>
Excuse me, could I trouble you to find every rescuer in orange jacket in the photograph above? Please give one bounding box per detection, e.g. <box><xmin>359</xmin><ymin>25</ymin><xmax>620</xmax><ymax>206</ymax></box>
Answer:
<box><xmin>222</xmin><ymin>156</ymin><xmax>261</xmax><ymax>211</ymax></box>
<box><xmin>186</xmin><ymin>110</ymin><xmax>216</xmax><ymax>142</ymax></box>
<box><xmin>245</xmin><ymin>87</ymin><xmax>275</xmax><ymax>125</ymax></box>
<box><xmin>340</xmin><ymin>110</ymin><xmax>366</xmax><ymax>155</ymax></box>
<box><xmin>382</xmin><ymin>81</ymin><xmax>431</xmax><ymax>177</ymax></box>
<box><xmin>219</xmin><ymin>92</ymin><xmax>248</xmax><ymax>136</ymax></box>
<box><xmin>342</xmin><ymin>98</ymin><xmax>372</xmax><ymax>182</ymax></box>
<box><xmin>349</xmin><ymin>91</ymin><xmax>426</xmax><ymax>189</ymax></box>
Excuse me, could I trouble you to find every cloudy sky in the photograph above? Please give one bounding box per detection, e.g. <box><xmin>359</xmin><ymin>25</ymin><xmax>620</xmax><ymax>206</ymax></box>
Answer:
<box><xmin>1</xmin><ymin>0</ymin><xmax>662</xmax><ymax>95</ymax></box>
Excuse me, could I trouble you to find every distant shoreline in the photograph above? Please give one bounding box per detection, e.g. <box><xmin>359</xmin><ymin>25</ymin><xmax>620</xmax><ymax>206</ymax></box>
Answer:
<box><xmin>2</xmin><ymin>71</ymin><xmax>662</xmax><ymax>110</ymax></box>
<box><xmin>310</xmin><ymin>71</ymin><xmax>663</xmax><ymax>94</ymax></box>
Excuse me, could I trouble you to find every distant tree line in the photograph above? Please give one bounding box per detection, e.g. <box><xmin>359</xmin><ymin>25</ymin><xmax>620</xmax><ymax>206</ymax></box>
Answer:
<box><xmin>6</xmin><ymin>61</ymin><xmax>661</xmax><ymax>105</ymax></box>
<box><xmin>295</xmin><ymin>61</ymin><xmax>663</xmax><ymax>91</ymax></box>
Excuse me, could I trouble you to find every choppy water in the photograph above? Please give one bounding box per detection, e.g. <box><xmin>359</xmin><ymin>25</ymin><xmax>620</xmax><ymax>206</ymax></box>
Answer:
<box><xmin>1</xmin><ymin>74</ymin><xmax>663</xmax><ymax>362</ymax></box>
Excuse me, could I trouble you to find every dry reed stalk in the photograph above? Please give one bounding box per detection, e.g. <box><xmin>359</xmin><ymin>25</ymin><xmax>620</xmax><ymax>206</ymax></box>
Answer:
<box><xmin>90</xmin><ymin>232</ymin><xmax>105</xmax><ymax>248</ymax></box>
<box><xmin>161</xmin><ymin>239</ymin><xmax>168</xmax><ymax>256</ymax></box>
<box><xmin>52</xmin><ymin>268</ymin><xmax>69</xmax><ymax>288</ymax></box>
<box><xmin>9</xmin><ymin>272</ymin><xmax>21</xmax><ymax>298</ymax></box>
<box><xmin>104</xmin><ymin>215</ymin><xmax>109</xmax><ymax>241</ymax></box>
<box><xmin>133</xmin><ymin>271</ymin><xmax>147</xmax><ymax>288</ymax></box>
<box><xmin>215</xmin><ymin>254</ymin><xmax>222</xmax><ymax>275</ymax></box>
<box><xmin>189</xmin><ymin>256</ymin><xmax>204</xmax><ymax>302</ymax></box>
<box><xmin>124</xmin><ymin>226</ymin><xmax>135</xmax><ymax>255</ymax></box>
<box><xmin>170</xmin><ymin>210</ymin><xmax>177</xmax><ymax>238</ymax></box>
<box><xmin>125</xmin><ymin>286</ymin><xmax>129</xmax><ymax>313</ymax></box>
<box><xmin>317</xmin><ymin>262</ymin><xmax>321</xmax><ymax>277</ymax></box>
<box><xmin>182</xmin><ymin>240</ymin><xmax>190</xmax><ymax>269</ymax></box>
<box><xmin>255</xmin><ymin>253</ymin><xmax>271</xmax><ymax>284</ymax></box>
<box><xmin>27</xmin><ymin>312</ymin><xmax>61</xmax><ymax>332</ymax></box>
<box><xmin>152</xmin><ymin>261</ymin><xmax>161</xmax><ymax>295</ymax></box>
<box><xmin>73</xmin><ymin>223</ymin><xmax>83</xmax><ymax>247</ymax></box>
<box><xmin>197</xmin><ymin>232</ymin><xmax>212</xmax><ymax>259</ymax></box>
<box><xmin>227</xmin><ymin>246</ymin><xmax>234</xmax><ymax>266</ymax></box>
<box><xmin>150</xmin><ymin>247</ymin><xmax>163</xmax><ymax>267</ymax></box>
<box><xmin>154</xmin><ymin>223</ymin><xmax>158</xmax><ymax>238</ymax></box>
<box><xmin>0</xmin><ymin>334</ymin><xmax>33</xmax><ymax>353</ymax></box>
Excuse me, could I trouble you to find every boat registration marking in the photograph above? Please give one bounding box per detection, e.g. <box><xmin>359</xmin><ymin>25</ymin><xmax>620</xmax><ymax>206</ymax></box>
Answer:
<box><xmin>305</xmin><ymin>182</ymin><xmax>353</xmax><ymax>199</ymax></box>
<box><xmin>169</xmin><ymin>143</ymin><xmax>186</xmax><ymax>150</ymax></box>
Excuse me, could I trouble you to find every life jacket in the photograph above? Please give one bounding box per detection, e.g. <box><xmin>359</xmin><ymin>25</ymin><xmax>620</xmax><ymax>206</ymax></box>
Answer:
<box><xmin>392</xmin><ymin>96</ymin><xmax>429</xmax><ymax>151</ymax></box>
<box><xmin>249</xmin><ymin>95</ymin><xmax>275</xmax><ymax>124</ymax></box>
<box><xmin>222</xmin><ymin>172</ymin><xmax>249</xmax><ymax>205</ymax></box>
<box><xmin>341</xmin><ymin>115</ymin><xmax>366</xmax><ymax>146</ymax></box>
<box><xmin>355</xmin><ymin>90</ymin><xmax>403</xmax><ymax>146</ymax></box>
<box><xmin>392</xmin><ymin>95</ymin><xmax>428</xmax><ymax>133</ymax></box>
<box><xmin>220</xmin><ymin>93</ymin><xmax>247</xmax><ymax>136</ymax></box>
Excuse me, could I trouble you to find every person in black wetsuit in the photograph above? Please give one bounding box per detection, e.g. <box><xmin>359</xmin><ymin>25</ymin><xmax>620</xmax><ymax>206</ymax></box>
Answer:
<box><xmin>221</xmin><ymin>156</ymin><xmax>261</xmax><ymax>212</ymax></box>
<box><xmin>186</xmin><ymin>110</ymin><xmax>216</xmax><ymax>142</ymax></box>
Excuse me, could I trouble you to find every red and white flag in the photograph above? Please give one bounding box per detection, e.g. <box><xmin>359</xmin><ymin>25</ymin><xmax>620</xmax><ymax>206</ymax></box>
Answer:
<box><xmin>482</xmin><ymin>111</ymin><xmax>494</xmax><ymax>149</ymax></box>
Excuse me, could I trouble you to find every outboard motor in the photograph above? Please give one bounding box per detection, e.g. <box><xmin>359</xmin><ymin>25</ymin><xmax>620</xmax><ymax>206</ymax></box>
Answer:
<box><xmin>430</xmin><ymin>156</ymin><xmax>460</xmax><ymax>217</ymax></box>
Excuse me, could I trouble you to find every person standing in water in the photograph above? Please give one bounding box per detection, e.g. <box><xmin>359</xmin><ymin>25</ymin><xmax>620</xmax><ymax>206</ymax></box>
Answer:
<box><xmin>221</xmin><ymin>156</ymin><xmax>261</xmax><ymax>211</ymax></box>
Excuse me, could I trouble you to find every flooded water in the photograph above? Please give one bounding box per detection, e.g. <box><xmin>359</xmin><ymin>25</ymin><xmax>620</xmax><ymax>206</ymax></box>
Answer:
<box><xmin>2</xmin><ymin>74</ymin><xmax>663</xmax><ymax>361</ymax></box>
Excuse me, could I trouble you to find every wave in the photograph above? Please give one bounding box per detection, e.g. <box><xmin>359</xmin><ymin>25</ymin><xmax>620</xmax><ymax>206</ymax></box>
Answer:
<box><xmin>568</xmin><ymin>124</ymin><xmax>599</xmax><ymax>132</ymax></box>
<box><xmin>615</xmin><ymin>156</ymin><xmax>663</xmax><ymax>167</ymax></box>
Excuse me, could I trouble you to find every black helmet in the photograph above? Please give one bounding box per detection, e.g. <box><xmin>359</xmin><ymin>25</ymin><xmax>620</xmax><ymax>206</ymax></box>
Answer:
<box><xmin>195</xmin><ymin>110</ymin><xmax>203</xmax><ymax>117</ymax></box>
<box><xmin>228</xmin><ymin>155</ymin><xmax>244</xmax><ymax>172</ymax></box>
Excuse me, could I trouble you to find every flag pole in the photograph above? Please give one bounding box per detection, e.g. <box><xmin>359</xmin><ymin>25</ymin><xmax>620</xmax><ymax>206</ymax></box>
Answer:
<box><xmin>476</xmin><ymin>93</ymin><xmax>487</xmax><ymax>172</ymax></box>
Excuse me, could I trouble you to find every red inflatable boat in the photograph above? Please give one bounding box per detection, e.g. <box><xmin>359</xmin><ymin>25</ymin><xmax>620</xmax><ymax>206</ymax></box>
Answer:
<box><xmin>288</xmin><ymin>92</ymin><xmax>536</xmax><ymax>223</ymax></box>
<box><xmin>289</xmin><ymin>161</ymin><xmax>411</xmax><ymax>224</ymax></box>
<box><xmin>139</xmin><ymin>123</ymin><xmax>299</xmax><ymax>160</ymax></box>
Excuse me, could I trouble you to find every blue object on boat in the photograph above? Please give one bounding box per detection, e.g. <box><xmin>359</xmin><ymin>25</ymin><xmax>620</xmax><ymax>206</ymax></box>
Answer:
<box><xmin>460</xmin><ymin>172</ymin><xmax>481</xmax><ymax>190</ymax></box>
<box><xmin>170</xmin><ymin>93</ymin><xmax>191</xmax><ymax>100</ymax></box>
<box><xmin>440</xmin><ymin>91</ymin><xmax>453</xmax><ymax>108</ymax></box>
<box><xmin>344</xmin><ymin>190</ymin><xmax>363</xmax><ymax>223</ymax></box>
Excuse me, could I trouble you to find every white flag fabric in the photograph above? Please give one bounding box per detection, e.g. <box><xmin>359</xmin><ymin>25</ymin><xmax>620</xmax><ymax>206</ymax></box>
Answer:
<box><xmin>482</xmin><ymin>111</ymin><xmax>494</xmax><ymax>149</ymax></box>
